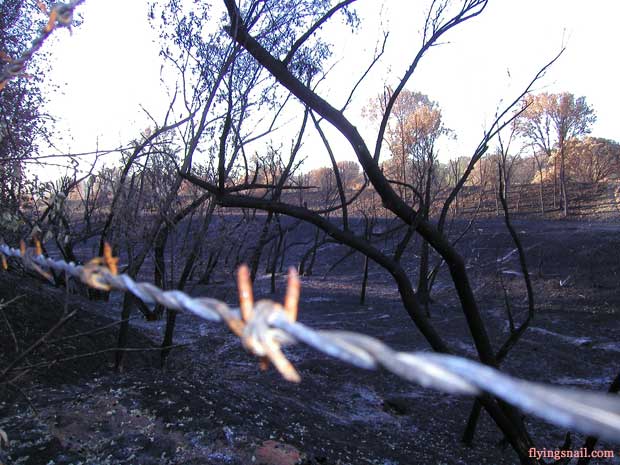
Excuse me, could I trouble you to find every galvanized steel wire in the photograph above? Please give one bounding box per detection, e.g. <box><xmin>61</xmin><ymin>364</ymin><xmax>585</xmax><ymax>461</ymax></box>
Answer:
<box><xmin>1</xmin><ymin>242</ymin><xmax>619</xmax><ymax>444</ymax></box>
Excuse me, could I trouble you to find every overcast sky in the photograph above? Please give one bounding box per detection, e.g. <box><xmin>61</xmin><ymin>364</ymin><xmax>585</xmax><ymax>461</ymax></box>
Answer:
<box><xmin>39</xmin><ymin>0</ymin><xmax>620</xmax><ymax>178</ymax></box>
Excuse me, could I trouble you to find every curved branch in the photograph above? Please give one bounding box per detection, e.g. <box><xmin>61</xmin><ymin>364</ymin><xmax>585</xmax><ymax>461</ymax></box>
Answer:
<box><xmin>373</xmin><ymin>0</ymin><xmax>488</xmax><ymax>163</ymax></box>
<box><xmin>222</xmin><ymin>3</ymin><xmax>501</xmax><ymax>368</ymax></box>
<box><xmin>311</xmin><ymin>111</ymin><xmax>348</xmax><ymax>230</ymax></box>
<box><xmin>282</xmin><ymin>0</ymin><xmax>358</xmax><ymax>67</ymax></box>
<box><xmin>438</xmin><ymin>49</ymin><xmax>564</xmax><ymax>232</ymax></box>
<box><xmin>180</xmin><ymin>169</ymin><xmax>448</xmax><ymax>353</ymax></box>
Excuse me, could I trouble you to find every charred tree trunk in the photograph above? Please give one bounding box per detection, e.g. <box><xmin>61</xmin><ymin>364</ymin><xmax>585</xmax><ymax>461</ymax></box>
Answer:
<box><xmin>417</xmin><ymin>163</ymin><xmax>433</xmax><ymax>316</ymax></box>
<box><xmin>249</xmin><ymin>212</ymin><xmax>274</xmax><ymax>281</ymax></box>
<box><xmin>463</xmin><ymin>162</ymin><xmax>536</xmax><ymax>444</ymax></box>
<box><xmin>360</xmin><ymin>255</ymin><xmax>370</xmax><ymax>305</ymax></box>
<box><xmin>198</xmin><ymin>249</ymin><xmax>222</xmax><ymax>285</ymax></box>
<box><xmin>559</xmin><ymin>141</ymin><xmax>569</xmax><ymax>217</ymax></box>
<box><xmin>553</xmin><ymin>156</ymin><xmax>558</xmax><ymax>209</ymax></box>
<box><xmin>153</xmin><ymin>228</ymin><xmax>170</xmax><ymax>320</ymax></box>
<box><xmin>417</xmin><ymin>239</ymin><xmax>430</xmax><ymax>315</ymax></box>
<box><xmin>267</xmin><ymin>218</ymin><xmax>286</xmax><ymax>293</ymax></box>
<box><xmin>160</xmin><ymin>202</ymin><xmax>215</xmax><ymax>366</ymax></box>
<box><xmin>360</xmin><ymin>215</ymin><xmax>374</xmax><ymax>304</ymax></box>
<box><xmin>299</xmin><ymin>228</ymin><xmax>322</xmax><ymax>276</ymax></box>
<box><xmin>115</xmin><ymin>294</ymin><xmax>136</xmax><ymax>371</ymax></box>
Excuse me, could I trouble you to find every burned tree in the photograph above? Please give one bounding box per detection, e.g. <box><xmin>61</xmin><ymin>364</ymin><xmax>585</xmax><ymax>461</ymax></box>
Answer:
<box><xmin>155</xmin><ymin>1</ymin><xmax>565</xmax><ymax>462</ymax></box>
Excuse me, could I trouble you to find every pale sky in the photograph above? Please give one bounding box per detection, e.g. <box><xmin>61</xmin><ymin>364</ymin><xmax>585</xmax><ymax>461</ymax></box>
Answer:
<box><xmin>37</xmin><ymin>0</ymin><xmax>620</xmax><ymax>178</ymax></box>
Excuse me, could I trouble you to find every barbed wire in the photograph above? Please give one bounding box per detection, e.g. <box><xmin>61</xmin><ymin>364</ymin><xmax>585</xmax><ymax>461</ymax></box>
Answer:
<box><xmin>0</xmin><ymin>1</ymin><xmax>86</xmax><ymax>92</ymax></box>
<box><xmin>1</xmin><ymin>242</ymin><xmax>619</xmax><ymax>444</ymax></box>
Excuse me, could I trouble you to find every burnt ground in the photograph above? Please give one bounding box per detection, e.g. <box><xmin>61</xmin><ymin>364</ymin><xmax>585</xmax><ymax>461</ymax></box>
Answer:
<box><xmin>1</xmin><ymin>217</ymin><xmax>620</xmax><ymax>464</ymax></box>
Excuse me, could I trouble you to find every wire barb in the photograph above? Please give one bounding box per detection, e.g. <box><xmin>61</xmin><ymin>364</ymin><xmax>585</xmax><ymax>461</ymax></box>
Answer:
<box><xmin>1</xmin><ymin>242</ymin><xmax>619</xmax><ymax>443</ymax></box>
<box><xmin>102</xmin><ymin>242</ymin><xmax>118</xmax><ymax>275</ymax></box>
<box><xmin>237</xmin><ymin>264</ymin><xmax>254</xmax><ymax>324</ymax></box>
<box><xmin>284</xmin><ymin>267</ymin><xmax>300</xmax><ymax>322</ymax></box>
<box><xmin>235</xmin><ymin>265</ymin><xmax>302</xmax><ymax>381</ymax></box>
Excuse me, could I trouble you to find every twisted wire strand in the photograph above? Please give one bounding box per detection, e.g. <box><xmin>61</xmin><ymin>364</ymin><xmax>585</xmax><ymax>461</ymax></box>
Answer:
<box><xmin>1</xmin><ymin>243</ymin><xmax>619</xmax><ymax>444</ymax></box>
<box><xmin>0</xmin><ymin>1</ymin><xmax>86</xmax><ymax>91</ymax></box>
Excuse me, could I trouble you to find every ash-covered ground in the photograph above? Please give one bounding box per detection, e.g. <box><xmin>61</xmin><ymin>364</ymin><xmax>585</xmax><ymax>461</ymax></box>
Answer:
<box><xmin>1</xmin><ymin>218</ymin><xmax>619</xmax><ymax>464</ymax></box>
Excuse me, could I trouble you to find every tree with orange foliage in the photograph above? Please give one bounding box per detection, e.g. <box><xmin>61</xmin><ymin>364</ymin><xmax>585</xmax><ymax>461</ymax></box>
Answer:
<box><xmin>564</xmin><ymin>136</ymin><xmax>620</xmax><ymax>183</ymax></box>
<box><xmin>371</xmin><ymin>90</ymin><xmax>449</xmax><ymax>310</ymax></box>
<box><xmin>517</xmin><ymin>92</ymin><xmax>595</xmax><ymax>216</ymax></box>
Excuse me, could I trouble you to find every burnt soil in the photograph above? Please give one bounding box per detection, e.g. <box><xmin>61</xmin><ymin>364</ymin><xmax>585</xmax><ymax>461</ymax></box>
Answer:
<box><xmin>1</xmin><ymin>218</ymin><xmax>620</xmax><ymax>465</ymax></box>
